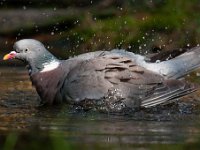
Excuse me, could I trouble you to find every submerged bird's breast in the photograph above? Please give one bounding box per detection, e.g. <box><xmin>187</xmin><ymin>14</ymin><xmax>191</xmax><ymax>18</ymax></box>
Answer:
<box><xmin>30</xmin><ymin>65</ymin><xmax>66</xmax><ymax>105</ymax></box>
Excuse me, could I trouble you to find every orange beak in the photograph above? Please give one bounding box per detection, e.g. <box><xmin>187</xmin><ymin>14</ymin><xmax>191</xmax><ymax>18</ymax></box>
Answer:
<box><xmin>3</xmin><ymin>51</ymin><xmax>17</xmax><ymax>60</ymax></box>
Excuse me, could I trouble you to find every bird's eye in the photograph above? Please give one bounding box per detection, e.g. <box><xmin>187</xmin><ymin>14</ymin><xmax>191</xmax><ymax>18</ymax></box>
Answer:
<box><xmin>25</xmin><ymin>48</ymin><xmax>29</xmax><ymax>52</ymax></box>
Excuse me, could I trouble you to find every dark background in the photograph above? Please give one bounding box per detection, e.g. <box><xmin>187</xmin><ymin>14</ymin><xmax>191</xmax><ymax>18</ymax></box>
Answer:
<box><xmin>0</xmin><ymin>0</ymin><xmax>200</xmax><ymax>64</ymax></box>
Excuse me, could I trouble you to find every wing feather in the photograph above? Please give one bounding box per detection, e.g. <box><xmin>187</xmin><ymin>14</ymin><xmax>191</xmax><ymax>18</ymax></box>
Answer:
<box><xmin>62</xmin><ymin>54</ymin><xmax>197</xmax><ymax>109</ymax></box>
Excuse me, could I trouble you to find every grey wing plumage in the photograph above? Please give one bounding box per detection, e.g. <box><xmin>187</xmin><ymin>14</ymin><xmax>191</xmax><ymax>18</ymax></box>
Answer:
<box><xmin>62</xmin><ymin>57</ymin><xmax>113</xmax><ymax>102</ymax></box>
<box><xmin>73</xmin><ymin>47</ymin><xmax>200</xmax><ymax>80</ymax></box>
<box><xmin>62</xmin><ymin>54</ymin><xmax>197</xmax><ymax>109</ymax></box>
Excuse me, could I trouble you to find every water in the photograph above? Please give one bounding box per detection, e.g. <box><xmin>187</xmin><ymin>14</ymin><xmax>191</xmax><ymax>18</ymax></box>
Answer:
<box><xmin>0</xmin><ymin>67</ymin><xmax>200</xmax><ymax>149</ymax></box>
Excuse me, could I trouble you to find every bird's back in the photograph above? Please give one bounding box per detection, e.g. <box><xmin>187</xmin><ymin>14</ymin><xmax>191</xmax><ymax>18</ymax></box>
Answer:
<box><xmin>61</xmin><ymin>53</ymin><xmax>196</xmax><ymax>112</ymax></box>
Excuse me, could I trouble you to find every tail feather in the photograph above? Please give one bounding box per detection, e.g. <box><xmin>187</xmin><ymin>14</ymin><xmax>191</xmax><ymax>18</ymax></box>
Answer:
<box><xmin>143</xmin><ymin>47</ymin><xmax>200</xmax><ymax>79</ymax></box>
<box><xmin>141</xmin><ymin>80</ymin><xmax>197</xmax><ymax>108</ymax></box>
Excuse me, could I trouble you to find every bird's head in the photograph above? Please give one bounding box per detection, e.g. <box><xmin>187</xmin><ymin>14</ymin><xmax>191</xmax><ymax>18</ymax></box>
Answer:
<box><xmin>4</xmin><ymin>39</ymin><xmax>50</xmax><ymax>62</ymax></box>
<box><xmin>3</xmin><ymin>39</ymin><xmax>59</xmax><ymax>73</ymax></box>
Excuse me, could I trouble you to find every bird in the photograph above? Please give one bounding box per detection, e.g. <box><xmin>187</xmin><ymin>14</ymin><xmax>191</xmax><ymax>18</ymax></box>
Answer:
<box><xmin>3</xmin><ymin>39</ymin><xmax>200</xmax><ymax>112</ymax></box>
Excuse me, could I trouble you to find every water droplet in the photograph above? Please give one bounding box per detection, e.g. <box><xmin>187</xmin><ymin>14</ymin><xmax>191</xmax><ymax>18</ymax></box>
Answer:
<box><xmin>51</xmin><ymin>32</ymin><xmax>54</xmax><ymax>35</ymax></box>
<box><xmin>196</xmin><ymin>72</ymin><xmax>200</xmax><ymax>77</ymax></box>
<box><xmin>23</xmin><ymin>6</ymin><xmax>27</xmax><ymax>10</ymax></box>
<box><xmin>156</xmin><ymin>60</ymin><xmax>161</xmax><ymax>63</ymax></box>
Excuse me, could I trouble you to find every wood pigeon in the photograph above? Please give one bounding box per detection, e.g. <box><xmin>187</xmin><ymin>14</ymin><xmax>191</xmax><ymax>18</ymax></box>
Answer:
<box><xmin>3</xmin><ymin>39</ymin><xmax>199</xmax><ymax>112</ymax></box>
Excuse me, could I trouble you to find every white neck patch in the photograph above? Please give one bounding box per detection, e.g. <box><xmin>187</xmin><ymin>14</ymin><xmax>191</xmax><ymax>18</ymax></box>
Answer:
<box><xmin>40</xmin><ymin>60</ymin><xmax>60</xmax><ymax>73</ymax></box>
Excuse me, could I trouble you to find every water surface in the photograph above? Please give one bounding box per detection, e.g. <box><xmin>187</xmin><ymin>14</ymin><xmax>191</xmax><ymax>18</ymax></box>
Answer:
<box><xmin>0</xmin><ymin>67</ymin><xmax>200</xmax><ymax>150</ymax></box>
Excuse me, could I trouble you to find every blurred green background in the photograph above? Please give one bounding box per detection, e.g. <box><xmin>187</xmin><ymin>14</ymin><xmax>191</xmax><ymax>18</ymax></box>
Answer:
<box><xmin>1</xmin><ymin>0</ymin><xmax>200</xmax><ymax>62</ymax></box>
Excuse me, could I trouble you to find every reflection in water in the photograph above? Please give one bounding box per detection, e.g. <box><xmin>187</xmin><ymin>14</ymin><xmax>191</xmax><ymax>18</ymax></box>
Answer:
<box><xmin>0</xmin><ymin>67</ymin><xmax>200</xmax><ymax>149</ymax></box>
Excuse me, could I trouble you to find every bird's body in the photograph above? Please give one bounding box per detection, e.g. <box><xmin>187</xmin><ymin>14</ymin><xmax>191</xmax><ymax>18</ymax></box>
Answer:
<box><xmin>3</xmin><ymin>39</ymin><xmax>200</xmax><ymax>112</ymax></box>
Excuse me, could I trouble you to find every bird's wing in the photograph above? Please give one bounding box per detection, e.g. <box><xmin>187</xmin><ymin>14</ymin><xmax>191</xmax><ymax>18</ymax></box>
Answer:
<box><xmin>62</xmin><ymin>54</ymin><xmax>196</xmax><ymax>108</ymax></box>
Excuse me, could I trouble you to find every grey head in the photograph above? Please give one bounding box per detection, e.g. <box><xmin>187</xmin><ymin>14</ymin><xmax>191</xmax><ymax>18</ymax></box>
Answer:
<box><xmin>5</xmin><ymin>39</ymin><xmax>59</xmax><ymax>73</ymax></box>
